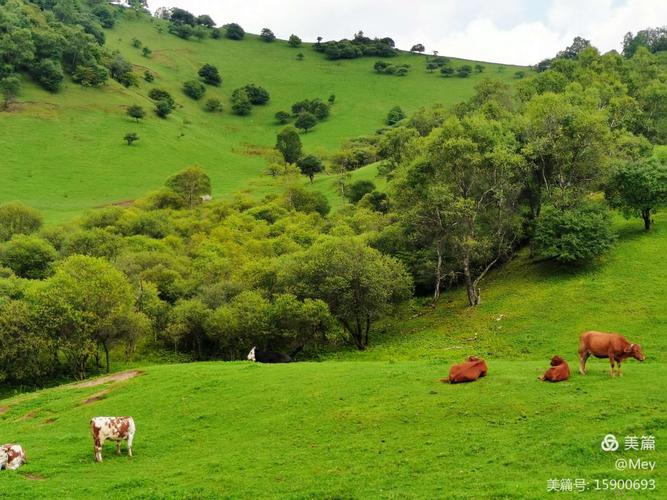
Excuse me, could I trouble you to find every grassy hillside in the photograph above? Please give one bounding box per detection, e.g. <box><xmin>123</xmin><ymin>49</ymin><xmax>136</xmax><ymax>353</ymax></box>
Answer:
<box><xmin>0</xmin><ymin>15</ymin><xmax>526</xmax><ymax>223</ymax></box>
<box><xmin>1</xmin><ymin>215</ymin><xmax>664</xmax><ymax>498</ymax></box>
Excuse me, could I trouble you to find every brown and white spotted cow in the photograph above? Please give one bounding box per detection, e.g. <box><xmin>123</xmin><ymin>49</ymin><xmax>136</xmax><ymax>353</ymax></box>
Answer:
<box><xmin>0</xmin><ymin>444</ymin><xmax>27</xmax><ymax>470</ymax></box>
<box><xmin>90</xmin><ymin>416</ymin><xmax>136</xmax><ymax>462</ymax></box>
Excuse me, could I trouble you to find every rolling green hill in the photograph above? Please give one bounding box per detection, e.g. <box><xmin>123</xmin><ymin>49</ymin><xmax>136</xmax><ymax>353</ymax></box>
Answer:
<box><xmin>0</xmin><ymin>15</ymin><xmax>526</xmax><ymax>223</ymax></box>
<box><xmin>1</xmin><ymin>215</ymin><xmax>663</xmax><ymax>498</ymax></box>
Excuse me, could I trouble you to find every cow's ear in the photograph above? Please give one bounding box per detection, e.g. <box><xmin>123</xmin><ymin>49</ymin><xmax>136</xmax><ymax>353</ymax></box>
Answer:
<box><xmin>624</xmin><ymin>344</ymin><xmax>634</xmax><ymax>353</ymax></box>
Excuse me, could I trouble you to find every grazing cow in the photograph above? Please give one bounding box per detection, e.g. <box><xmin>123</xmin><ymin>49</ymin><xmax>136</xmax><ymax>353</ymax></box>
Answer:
<box><xmin>442</xmin><ymin>356</ymin><xmax>488</xmax><ymax>384</ymax></box>
<box><xmin>578</xmin><ymin>331</ymin><xmax>645</xmax><ymax>377</ymax></box>
<box><xmin>247</xmin><ymin>346</ymin><xmax>294</xmax><ymax>364</ymax></box>
<box><xmin>539</xmin><ymin>356</ymin><xmax>570</xmax><ymax>382</ymax></box>
<box><xmin>0</xmin><ymin>444</ymin><xmax>27</xmax><ymax>470</ymax></box>
<box><xmin>91</xmin><ymin>416</ymin><xmax>136</xmax><ymax>462</ymax></box>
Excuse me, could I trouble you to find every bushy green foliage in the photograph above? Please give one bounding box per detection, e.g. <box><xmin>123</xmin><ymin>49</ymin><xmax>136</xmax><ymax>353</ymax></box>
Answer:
<box><xmin>225</xmin><ymin>23</ymin><xmax>245</xmax><ymax>40</ymax></box>
<box><xmin>532</xmin><ymin>201</ymin><xmax>616</xmax><ymax>263</ymax></box>
<box><xmin>275</xmin><ymin>110</ymin><xmax>291</xmax><ymax>124</ymax></box>
<box><xmin>204</xmin><ymin>98</ymin><xmax>222</xmax><ymax>112</ymax></box>
<box><xmin>288</xmin><ymin>34</ymin><xmax>302</xmax><ymax>48</ymax></box>
<box><xmin>276</xmin><ymin>126</ymin><xmax>302</xmax><ymax>163</ymax></box>
<box><xmin>230</xmin><ymin>87</ymin><xmax>252</xmax><ymax>115</ymax></box>
<box><xmin>297</xmin><ymin>155</ymin><xmax>324</xmax><ymax>183</ymax></box>
<box><xmin>182</xmin><ymin>80</ymin><xmax>206</xmax><ymax>100</ymax></box>
<box><xmin>346</xmin><ymin>180</ymin><xmax>376</xmax><ymax>203</ymax></box>
<box><xmin>124</xmin><ymin>132</ymin><xmax>139</xmax><ymax>145</ymax></box>
<box><xmin>198</xmin><ymin>64</ymin><xmax>221</xmax><ymax>86</ymax></box>
<box><xmin>260</xmin><ymin>28</ymin><xmax>275</xmax><ymax>43</ymax></box>
<box><xmin>315</xmin><ymin>32</ymin><xmax>397</xmax><ymax>60</ymax></box>
<box><xmin>295</xmin><ymin>111</ymin><xmax>317</xmax><ymax>133</ymax></box>
<box><xmin>374</xmin><ymin>61</ymin><xmax>410</xmax><ymax>76</ymax></box>
<box><xmin>386</xmin><ymin>106</ymin><xmax>405</xmax><ymax>125</ymax></box>
<box><xmin>243</xmin><ymin>83</ymin><xmax>270</xmax><ymax>105</ymax></box>
<box><xmin>0</xmin><ymin>202</ymin><xmax>42</xmax><ymax>241</ymax></box>
<box><xmin>0</xmin><ymin>235</ymin><xmax>56</xmax><ymax>279</ymax></box>
<box><xmin>164</xmin><ymin>166</ymin><xmax>211</xmax><ymax>208</ymax></box>
<box><xmin>127</xmin><ymin>104</ymin><xmax>145</xmax><ymax>122</ymax></box>
<box><xmin>605</xmin><ymin>159</ymin><xmax>667</xmax><ymax>230</ymax></box>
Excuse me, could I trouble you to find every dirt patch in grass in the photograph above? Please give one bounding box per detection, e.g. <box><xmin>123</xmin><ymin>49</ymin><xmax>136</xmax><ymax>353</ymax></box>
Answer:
<box><xmin>20</xmin><ymin>411</ymin><xmax>37</xmax><ymax>420</ymax></box>
<box><xmin>72</xmin><ymin>370</ymin><xmax>144</xmax><ymax>389</ymax></box>
<box><xmin>44</xmin><ymin>417</ymin><xmax>57</xmax><ymax>424</ymax></box>
<box><xmin>83</xmin><ymin>389</ymin><xmax>110</xmax><ymax>405</ymax></box>
<box><xmin>24</xmin><ymin>473</ymin><xmax>46</xmax><ymax>481</ymax></box>
<box><xmin>0</xmin><ymin>406</ymin><xmax>8</xmax><ymax>415</ymax></box>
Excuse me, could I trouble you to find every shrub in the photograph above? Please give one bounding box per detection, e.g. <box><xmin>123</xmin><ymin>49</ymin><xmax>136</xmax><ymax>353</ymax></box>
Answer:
<box><xmin>0</xmin><ymin>235</ymin><xmax>57</xmax><ymax>279</ymax></box>
<box><xmin>198</xmin><ymin>64</ymin><xmax>221</xmax><ymax>86</ymax></box>
<box><xmin>0</xmin><ymin>202</ymin><xmax>42</xmax><ymax>242</ymax></box>
<box><xmin>260</xmin><ymin>28</ymin><xmax>275</xmax><ymax>42</ymax></box>
<box><xmin>243</xmin><ymin>84</ymin><xmax>270</xmax><ymax>105</ymax></box>
<box><xmin>457</xmin><ymin>65</ymin><xmax>472</xmax><ymax>77</ymax></box>
<box><xmin>231</xmin><ymin>88</ymin><xmax>252</xmax><ymax>115</ymax></box>
<box><xmin>148</xmin><ymin>89</ymin><xmax>175</xmax><ymax>108</ymax></box>
<box><xmin>286</xmin><ymin>187</ymin><xmax>330</xmax><ymax>216</ymax></box>
<box><xmin>386</xmin><ymin>106</ymin><xmax>405</xmax><ymax>125</ymax></box>
<box><xmin>288</xmin><ymin>34</ymin><xmax>302</xmax><ymax>48</ymax></box>
<box><xmin>144</xmin><ymin>71</ymin><xmax>155</xmax><ymax>82</ymax></box>
<box><xmin>275</xmin><ymin>111</ymin><xmax>291</xmax><ymax>124</ymax></box>
<box><xmin>72</xmin><ymin>64</ymin><xmax>108</xmax><ymax>87</ymax></box>
<box><xmin>225</xmin><ymin>23</ymin><xmax>245</xmax><ymax>40</ymax></box>
<box><xmin>532</xmin><ymin>202</ymin><xmax>616</xmax><ymax>263</ymax></box>
<box><xmin>127</xmin><ymin>105</ymin><xmax>146</xmax><ymax>123</ymax></box>
<box><xmin>124</xmin><ymin>132</ymin><xmax>139</xmax><ymax>145</ymax></box>
<box><xmin>31</xmin><ymin>59</ymin><xmax>64</xmax><ymax>92</ymax></box>
<box><xmin>297</xmin><ymin>155</ymin><xmax>324</xmax><ymax>183</ymax></box>
<box><xmin>183</xmin><ymin>80</ymin><xmax>206</xmax><ymax>100</ymax></box>
<box><xmin>345</xmin><ymin>180</ymin><xmax>376</xmax><ymax>203</ymax></box>
<box><xmin>295</xmin><ymin>112</ymin><xmax>317</xmax><ymax>133</ymax></box>
<box><xmin>204</xmin><ymin>98</ymin><xmax>223</xmax><ymax>112</ymax></box>
<box><xmin>155</xmin><ymin>100</ymin><xmax>173</xmax><ymax>118</ymax></box>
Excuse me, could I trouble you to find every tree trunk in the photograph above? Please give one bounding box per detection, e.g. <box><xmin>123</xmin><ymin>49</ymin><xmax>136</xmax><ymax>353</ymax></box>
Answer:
<box><xmin>463</xmin><ymin>254</ymin><xmax>480</xmax><ymax>307</ymax></box>
<box><xmin>432</xmin><ymin>244</ymin><xmax>443</xmax><ymax>303</ymax></box>
<box><xmin>104</xmin><ymin>342</ymin><xmax>110</xmax><ymax>373</ymax></box>
<box><xmin>643</xmin><ymin>209</ymin><xmax>651</xmax><ymax>231</ymax></box>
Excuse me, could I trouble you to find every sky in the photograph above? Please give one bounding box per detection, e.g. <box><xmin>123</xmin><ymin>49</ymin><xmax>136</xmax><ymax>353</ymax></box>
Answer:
<box><xmin>146</xmin><ymin>1</ymin><xmax>667</xmax><ymax>65</ymax></box>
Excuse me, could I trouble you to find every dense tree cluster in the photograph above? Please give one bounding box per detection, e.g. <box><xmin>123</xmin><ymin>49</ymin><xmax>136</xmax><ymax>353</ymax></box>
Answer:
<box><xmin>0</xmin><ymin>167</ymin><xmax>412</xmax><ymax>384</ymax></box>
<box><xmin>314</xmin><ymin>31</ymin><xmax>397</xmax><ymax>60</ymax></box>
<box><xmin>328</xmin><ymin>36</ymin><xmax>667</xmax><ymax>304</ymax></box>
<box><xmin>165</xmin><ymin>7</ymin><xmax>216</xmax><ymax>40</ymax></box>
<box><xmin>374</xmin><ymin>61</ymin><xmax>410</xmax><ymax>76</ymax></box>
<box><xmin>623</xmin><ymin>27</ymin><xmax>667</xmax><ymax>57</ymax></box>
<box><xmin>0</xmin><ymin>0</ymin><xmax>112</xmax><ymax>93</ymax></box>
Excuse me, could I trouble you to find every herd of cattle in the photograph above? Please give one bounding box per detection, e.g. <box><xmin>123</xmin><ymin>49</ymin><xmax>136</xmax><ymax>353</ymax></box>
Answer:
<box><xmin>0</xmin><ymin>331</ymin><xmax>646</xmax><ymax>471</ymax></box>
<box><xmin>443</xmin><ymin>331</ymin><xmax>645</xmax><ymax>383</ymax></box>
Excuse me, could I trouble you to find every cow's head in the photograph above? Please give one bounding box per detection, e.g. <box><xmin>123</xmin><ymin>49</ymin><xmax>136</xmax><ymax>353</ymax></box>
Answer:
<box><xmin>550</xmin><ymin>356</ymin><xmax>566</xmax><ymax>366</ymax></box>
<box><xmin>467</xmin><ymin>356</ymin><xmax>481</xmax><ymax>362</ymax></box>
<box><xmin>625</xmin><ymin>343</ymin><xmax>645</xmax><ymax>361</ymax></box>
<box><xmin>247</xmin><ymin>347</ymin><xmax>256</xmax><ymax>361</ymax></box>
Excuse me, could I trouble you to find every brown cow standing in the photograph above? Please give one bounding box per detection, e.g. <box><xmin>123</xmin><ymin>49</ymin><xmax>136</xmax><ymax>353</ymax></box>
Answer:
<box><xmin>578</xmin><ymin>331</ymin><xmax>645</xmax><ymax>377</ymax></box>
<box><xmin>442</xmin><ymin>356</ymin><xmax>488</xmax><ymax>384</ymax></box>
<box><xmin>539</xmin><ymin>356</ymin><xmax>570</xmax><ymax>382</ymax></box>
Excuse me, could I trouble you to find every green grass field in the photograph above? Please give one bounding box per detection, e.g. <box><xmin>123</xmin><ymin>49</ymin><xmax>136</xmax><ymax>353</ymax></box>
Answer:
<box><xmin>1</xmin><ymin>215</ymin><xmax>664</xmax><ymax>498</ymax></box>
<box><xmin>0</xmin><ymin>16</ymin><xmax>526</xmax><ymax>223</ymax></box>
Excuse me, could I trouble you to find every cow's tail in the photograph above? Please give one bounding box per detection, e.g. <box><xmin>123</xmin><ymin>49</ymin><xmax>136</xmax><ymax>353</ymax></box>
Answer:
<box><xmin>440</xmin><ymin>377</ymin><xmax>449</xmax><ymax>384</ymax></box>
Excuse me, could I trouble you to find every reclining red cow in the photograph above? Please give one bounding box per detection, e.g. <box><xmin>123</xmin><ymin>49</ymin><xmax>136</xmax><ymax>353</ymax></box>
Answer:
<box><xmin>442</xmin><ymin>356</ymin><xmax>488</xmax><ymax>384</ymax></box>
<box><xmin>91</xmin><ymin>416</ymin><xmax>136</xmax><ymax>462</ymax></box>
<box><xmin>578</xmin><ymin>331</ymin><xmax>645</xmax><ymax>377</ymax></box>
<box><xmin>539</xmin><ymin>356</ymin><xmax>570</xmax><ymax>382</ymax></box>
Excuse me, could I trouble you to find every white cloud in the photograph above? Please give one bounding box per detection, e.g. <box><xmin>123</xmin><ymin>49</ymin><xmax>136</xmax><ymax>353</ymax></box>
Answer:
<box><xmin>146</xmin><ymin>0</ymin><xmax>667</xmax><ymax>65</ymax></box>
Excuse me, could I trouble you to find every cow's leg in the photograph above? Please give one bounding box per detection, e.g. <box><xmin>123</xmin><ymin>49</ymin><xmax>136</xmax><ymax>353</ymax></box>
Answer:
<box><xmin>609</xmin><ymin>357</ymin><xmax>615</xmax><ymax>378</ymax></box>
<box><xmin>127</xmin><ymin>434</ymin><xmax>134</xmax><ymax>458</ymax></box>
<box><xmin>116</xmin><ymin>441</ymin><xmax>121</xmax><ymax>455</ymax></box>
<box><xmin>94</xmin><ymin>437</ymin><xmax>104</xmax><ymax>463</ymax></box>
<box><xmin>617</xmin><ymin>360</ymin><xmax>622</xmax><ymax>377</ymax></box>
<box><xmin>578</xmin><ymin>349</ymin><xmax>590</xmax><ymax>375</ymax></box>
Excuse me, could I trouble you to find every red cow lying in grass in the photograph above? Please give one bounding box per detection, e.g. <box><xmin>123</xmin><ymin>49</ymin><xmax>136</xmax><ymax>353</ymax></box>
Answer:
<box><xmin>0</xmin><ymin>444</ymin><xmax>27</xmax><ymax>470</ymax></box>
<box><xmin>91</xmin><ymin>416</ymin><xmax>136</xmax><ymax>462</ymax></box>
<box><xmin>539</xmin><ymin>356</ymin><xmax>570</xmax><ymax>382</ymax></box>
<box><xmin>442</xmin><ymin>356</ymin><xmax>488</xmax><ymax>384</ymax></box>
<box><xmin>578</xmin><ymin>331</ymin><xmax>645</xmax><ymax>377</ymax></box>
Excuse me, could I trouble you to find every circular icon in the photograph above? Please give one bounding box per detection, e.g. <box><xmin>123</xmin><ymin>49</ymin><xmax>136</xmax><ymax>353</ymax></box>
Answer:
<box><xmin>601</xmin><ymin>434</ymin><xmax>619</xmax><ymax>452</ymax></box>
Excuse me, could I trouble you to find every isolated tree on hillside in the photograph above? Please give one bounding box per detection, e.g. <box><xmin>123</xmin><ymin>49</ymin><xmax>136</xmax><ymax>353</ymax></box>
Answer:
<box><xmin>297</xmin><ymin>155</ymin><xmax>324</xmax><ymax>183</ymax></box>
<box><xmin>410</xmin><ymin>43</ymin><xmax>425</xmax><ymax>54</ymax></box>
<box><xmin>183</xmin><ymin>80</ymin><xmax>206</xmax><ymax>100</ymax></box>
<box><xmin>276</xmin><ymin>126</ymin><xmax>302</xmax><ymax>163</ymax></box>
<box><xmin>243</xmin><ymin>84</ymin><xmax>270</xmax><ymax>105</ymax></box>
<box><xmin>0</xmin><ymin>76</ymin><xmax>21</xmax><ymax>110</ymax></box>
<box><xmin>260</xmin><ymin>28</ymin><xmax>276</xmax><ymax>42</ymax></box>
<box><xmin>142</xmin><ymin>47</ymin><xmax>152</xmax><ymax>58</ymax></box>
<box><xmin>288</xmin><ymin>34</ymin><xmax>302</xmax><ymax>47</ymax></box>
<box><xmin>155</xmin><ymin>100</ymin><xmax>173</xmax><ymax>118</ymax></box>
<box><xmin>126</xmin><ymin>104</ymin><xmax>145</xmax><ymax>123</ymax></box>
<box><xmin>225</xmin><ymin>23</ymin><xmax>245</xmax><ymax>40</ymax></box>
<box><xmin>204</xmin><ymin>98</ymin><xmax>223</xmax><ymax>112</ymax></box>
<box><xmin>165</xmin><ymin>166</ymin><xmax>212</xmax><ymax>208</ymax></box>
<box><xmin>124</xmin><ymin>132</ymin><xmax>139</xmax><ymax>145</ymax></box>
<box><xmin>231</xmin><ymin>88</ymin><xmax>252</xmax><ymax>115</ymax></box>
<box><xmin>295</xmin><ymin>112</ymin><xmax>317</xmax><ymax>133</ymax></box>
<box><xmin>386</xmin><ymin>106</ymin><xmax>405</xmax><ymax>125</ymax></box>
<box><xmin>198</xmin><ymin>64</ymin><xmax>221</xmax><ymax>86</ymax></box>
<box><xmin>605</xmin><ymin>159</ymin><xmax>667</xmax><ymax>230</ymax></box>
